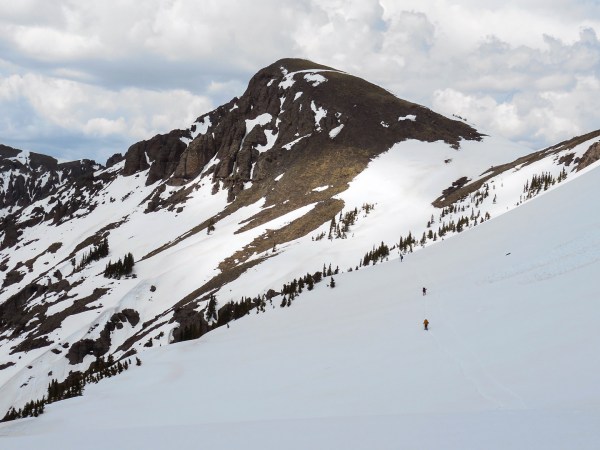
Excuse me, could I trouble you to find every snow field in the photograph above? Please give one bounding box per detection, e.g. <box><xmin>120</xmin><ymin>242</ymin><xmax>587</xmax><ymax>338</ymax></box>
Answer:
<box><xmin>1</xmin><ymin>126</ymin><xmax>598</xmax><ymax>439</ymax></box>
<box><xmin>1</xmin><ymin>155</ymin><xmax>599</xmax><ymax>449</ymax></box>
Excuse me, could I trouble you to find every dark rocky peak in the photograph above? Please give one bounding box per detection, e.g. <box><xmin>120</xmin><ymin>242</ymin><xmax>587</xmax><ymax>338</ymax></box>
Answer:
<box><xmin>121</xmin><ymin>58</ymin><xmax>482</xmax><ymax>205</ymax></box>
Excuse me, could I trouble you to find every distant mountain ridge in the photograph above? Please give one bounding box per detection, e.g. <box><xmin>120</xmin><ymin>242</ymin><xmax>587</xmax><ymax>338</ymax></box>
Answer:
<box><xmin>0</xmin><ymin>144</ymin><xmax>99</xmax><ymax>212</ymax></box>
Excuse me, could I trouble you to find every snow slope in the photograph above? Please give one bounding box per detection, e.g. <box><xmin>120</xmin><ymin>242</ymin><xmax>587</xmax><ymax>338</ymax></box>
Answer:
<box><xmin>1</xmin><ymin>151</ymin><xmax>598</xmax><ymax>449</ymax></box>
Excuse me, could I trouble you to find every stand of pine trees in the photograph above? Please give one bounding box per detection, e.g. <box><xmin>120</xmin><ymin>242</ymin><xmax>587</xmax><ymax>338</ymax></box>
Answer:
<box><xmin>361</xmin><ymin>242</ymin><xmax>390</xmax><ymax>266</ymax></box>
<box><xmin>77</xmin><ymin>238</ymin><xmax>109</xmax><ymax>270</ymax></box>
<box><xmin>398</xmin><ymin>233</ymin><xmax>417</xmax><ymax>254</ymax></box>
<box><xmin>523</xmin><ymin>169</ymin><xmax>566</xmax><ymax>200</ymax></box>
<box><xmin>104</xmin><ymin>252</ymin><xmax>135</xmax><ymax>279</ymax></box>
<box><xmin>1</xmin><ymin>355</ymin><xmax>132</xmax><ymax>423</ymax></box>
<box><xmin>175</xmin><ymin>262</ymin><xmax>338</xmax><ymax>343</ymax></box>
<box><xmin>320</xmin><ymin>203</ymin><xmax>375</xmax><ymax>241</ymax></box>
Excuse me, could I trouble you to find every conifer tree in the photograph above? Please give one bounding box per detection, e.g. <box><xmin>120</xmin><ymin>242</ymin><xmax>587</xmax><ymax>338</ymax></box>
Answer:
<box><xmin>206</xmin><ymin>295</ymin><xmax>218</xmax><ymax>322</ymax></box>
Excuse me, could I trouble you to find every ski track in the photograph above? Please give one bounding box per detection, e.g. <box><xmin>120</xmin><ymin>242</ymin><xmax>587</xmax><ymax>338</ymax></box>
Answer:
<box><xmin>428</xmin><ymin>287</ymin><xmax>527</xmax><ymax>411</ymax></box>
<box><xmin>484</xmin><ymin>231</ymin><xmax>600</xmax><ymax>284</ymax></box>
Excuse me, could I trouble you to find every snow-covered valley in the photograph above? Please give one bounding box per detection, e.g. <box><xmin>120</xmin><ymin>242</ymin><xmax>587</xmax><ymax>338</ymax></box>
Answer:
<box><xmin>1</xmin><ymin>147</ymin><xmax>598</xmax><ymax>449</ymax></box>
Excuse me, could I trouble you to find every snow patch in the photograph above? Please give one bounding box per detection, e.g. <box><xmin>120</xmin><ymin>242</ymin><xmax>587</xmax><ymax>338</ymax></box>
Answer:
<box><xmin>398</xmin><ymin>115</ymin><xmax>417</xmax><ymax>122</ymax></box>
<box><xmin>312</xmin><ymin>185</ymin><xmax>330</xmax><ymax>192</ymax></box>
<box><xmin>194</xmin><ymin>116</ymin><xmax>212</xmax><ymax>135</ymax></box>
<box><xmin>329</xmin><ymin>124</ymin><xmax>344</xmax><ymax>138</ymax></box>
<box><xmin>279</xmin><ymin>74</ymin><xmax>295</xmax><ymax>90</ymax></box>
<box><xmin>294</xmin><ymin>92</ymin><xmax>303</xmax><ymax>101</ymax></box>
<box><xmin>311</xmin><ymin>101</ymin><xmax>327</xmax><ymax>131</ymax></box>
<box><xmin>182</xmin><ymin>115</ymin><xmax>213</xmax><ymax>145</ymax></box>
<box><xmin>304</xmin><ymin>73</ymin><xmax>327</xmax><ymax>87</ymax></box>
<box><xmin>242</xmin><ymin>113</ymin><xmax>273</xmax><ymax>152</ymax></box>
<box><xmin>282</xmin><ymin>134</ymin><xmax>311</xmax><ymax>150</ymax></box>
<box><xmin>279</xmin><ymin>69</ymin><xmax>340</xmax><ymax>91</ymax></box>
<box><xmin>274</xmin><ymin>174</ymin><xmax>284</xmax><ymax>182</ymax></box>
<box><xmin>256</xmin><ymin>129</ymin><xmax>279</xmax><ymax>153</ymax></box>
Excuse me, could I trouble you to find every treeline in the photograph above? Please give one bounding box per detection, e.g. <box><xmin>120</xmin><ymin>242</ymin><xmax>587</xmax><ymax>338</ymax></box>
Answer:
<box><xmin>1</xmin><ymin>354</ymin><xmax>140</xmax><ymax>422</ymax></box>
<box><xmin>104</xmin><ymin>252</ymin><xmax>135</xmax><ymax>279</ymax></box>
<box><xmin>523</xmin><ymin>169</ymin><xmax>567</xmax><ymax>199</ymax></box>
<box><xmin>77</xmin><ymin>238</ymin><xmax>109</xmax><ymax>270</ymax></box>
<box><xmin>176</xmin><ymin>262</ymin><xmax>339</xmax><ymax>343</ymax></box>
<box><xmin>279</xmin><ymin>264</ymin><xmax>338</xmax><ymax>305</ymax></box>
<box><xmin>176</xmin><ymin>295</ymin><xmax>268</xmax><ymax>343</ymax></box>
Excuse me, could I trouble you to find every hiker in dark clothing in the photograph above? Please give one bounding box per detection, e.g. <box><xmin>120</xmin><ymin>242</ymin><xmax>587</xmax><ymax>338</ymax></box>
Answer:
<box><xmin>423</xmin><ymin>319</ymin><xmax>429</xmax><ymax>331</ymax></box>
<box><xmin>422</xmin><ymin>287</ymin><xmax>427</xmax><ymax>296</ymax></box>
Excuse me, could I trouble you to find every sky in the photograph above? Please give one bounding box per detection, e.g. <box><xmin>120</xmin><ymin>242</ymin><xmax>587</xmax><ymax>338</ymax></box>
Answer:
<box><xmin>0</xmin><ymin>0</ymin><xmax>599</xmax><ymax>163</ymax></box>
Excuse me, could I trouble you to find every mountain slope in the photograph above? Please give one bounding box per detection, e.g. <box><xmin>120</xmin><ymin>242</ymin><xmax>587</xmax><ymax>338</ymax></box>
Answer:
<box><xmin>1</xmin><ymin>145</ymin><xmax>598</xmax><ymax>450</ymax></box>
<box><xmin>0</xmin><ymin>58</ymin><xmax>598</xmax><ymax>419</ymax></box>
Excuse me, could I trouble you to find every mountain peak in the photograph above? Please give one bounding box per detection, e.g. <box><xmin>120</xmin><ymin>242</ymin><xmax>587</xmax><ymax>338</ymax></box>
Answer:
<box><xmin>121</xmin><ymin>57</ymin><xmax>483</xmax><ymax>214</ymax></box>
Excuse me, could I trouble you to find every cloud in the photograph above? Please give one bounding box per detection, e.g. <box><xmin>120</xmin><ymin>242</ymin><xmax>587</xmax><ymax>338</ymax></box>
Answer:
<box><xmin>6</xmin><ymin>25</ymin><xmax>104</xmax><ymax>61</ymax></box>
<box><xmin>0</xmin><ymin>0</ymin><xmax>599</xmax><ymax>160</ymax></box>
<box><xmin>431</xmin><ymin>28</ymin><xmax>600</xmax><ymax>148</ymax></box>
<box><xmin>0</xmin><ymin>72</ymin><xmax>212</xmax><ymax>161</ymax></box>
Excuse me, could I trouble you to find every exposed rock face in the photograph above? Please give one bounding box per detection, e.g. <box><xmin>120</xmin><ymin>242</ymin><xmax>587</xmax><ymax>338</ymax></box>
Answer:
<box><xmin>577</xmin><ymin>141</ymin><xmax>600</xmax><ymax>171</ymax></box>
<box><xmin>106</xmin><ymin>153</ymin><xmax>125</xmax><ymax>168</ymax></box>
<box><xmin>67</xmin><ymin>309</ymin><xmax>140</xmax><ymax>365</ymax></box>
<box><xmin>0</xmin><ymin>145</ymin><xmax>109</xmax><ymax>251</ymax></box>
<box><xmin>0</xmin><ymin>144</ymin><xmax>100</xmax><ymax>210</ymax></box>
<box><xmin>123</xmin><ymin>130</ymin><xmax>190</xmax><ymax>185</ymax></box>
<box><xmin>177</xmin><ymin>59</ymin><xmax>481</xmax><ymax>194</ymax></box>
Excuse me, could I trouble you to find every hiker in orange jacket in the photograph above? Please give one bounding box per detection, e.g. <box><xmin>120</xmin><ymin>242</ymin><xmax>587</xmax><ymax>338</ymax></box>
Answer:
<box><xmin>423</xmin><ymin>319</ymin><xmax>429</xmax><ymax>330</ymax></box>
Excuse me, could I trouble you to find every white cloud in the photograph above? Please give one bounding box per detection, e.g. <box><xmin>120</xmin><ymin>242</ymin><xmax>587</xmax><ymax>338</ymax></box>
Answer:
<box><xmin>6</xmin><ymin>25</ymin><xmax>104</xmax><ymax>61</ymax></box>
<box><xmin>83</xmin><ymin>117</ymin><xmax>127</xmax><ymax>136</ymax></box>
<box><xmin>0</xmin><ymin>0</ymin><xmax>599</xmax><ymax>159</ymax></box>
<box><xmin>0</xmin><ymin>72</ymin><xmax>212</xmax><ymax>154</ymax></box>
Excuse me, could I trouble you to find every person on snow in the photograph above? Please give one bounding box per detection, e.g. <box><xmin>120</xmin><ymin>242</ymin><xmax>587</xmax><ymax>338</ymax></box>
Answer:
<box><xmin>422</xmin><ymin>286</ymin><xmax>427</xmax><ymax>296</ymax></box>
<box><xmin>423</xmin><ymin>319</ymin><xmax>429</xmax><ymax>331</ymax></box>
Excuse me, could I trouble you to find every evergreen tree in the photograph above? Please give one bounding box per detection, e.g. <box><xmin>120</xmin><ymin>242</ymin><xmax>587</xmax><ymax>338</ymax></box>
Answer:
<box><xmin>104</xmin><ymin>252</ymin><xmax>135</xmax><ymax>279</ymax></box>
<box><xmin>206</xmin><ymin>295</ymin><xmax>218</xmax><ymax>322</ymax></box>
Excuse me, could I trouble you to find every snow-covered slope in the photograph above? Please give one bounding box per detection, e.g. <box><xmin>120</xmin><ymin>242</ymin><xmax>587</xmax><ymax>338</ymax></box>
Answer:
<box><xmin>1</xmin><ymin>144</ymin><xmax>598</xmax><ymax>450</ymax></box>
<box><xmin>1</xmin><ymin>58</ymin><xmax>599</xmax><ymax>423</ymax></box>
<box><xmin>0</xmin><ymin>134</ymin><xmax>529</xmax><ymax>415</ymax></box>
